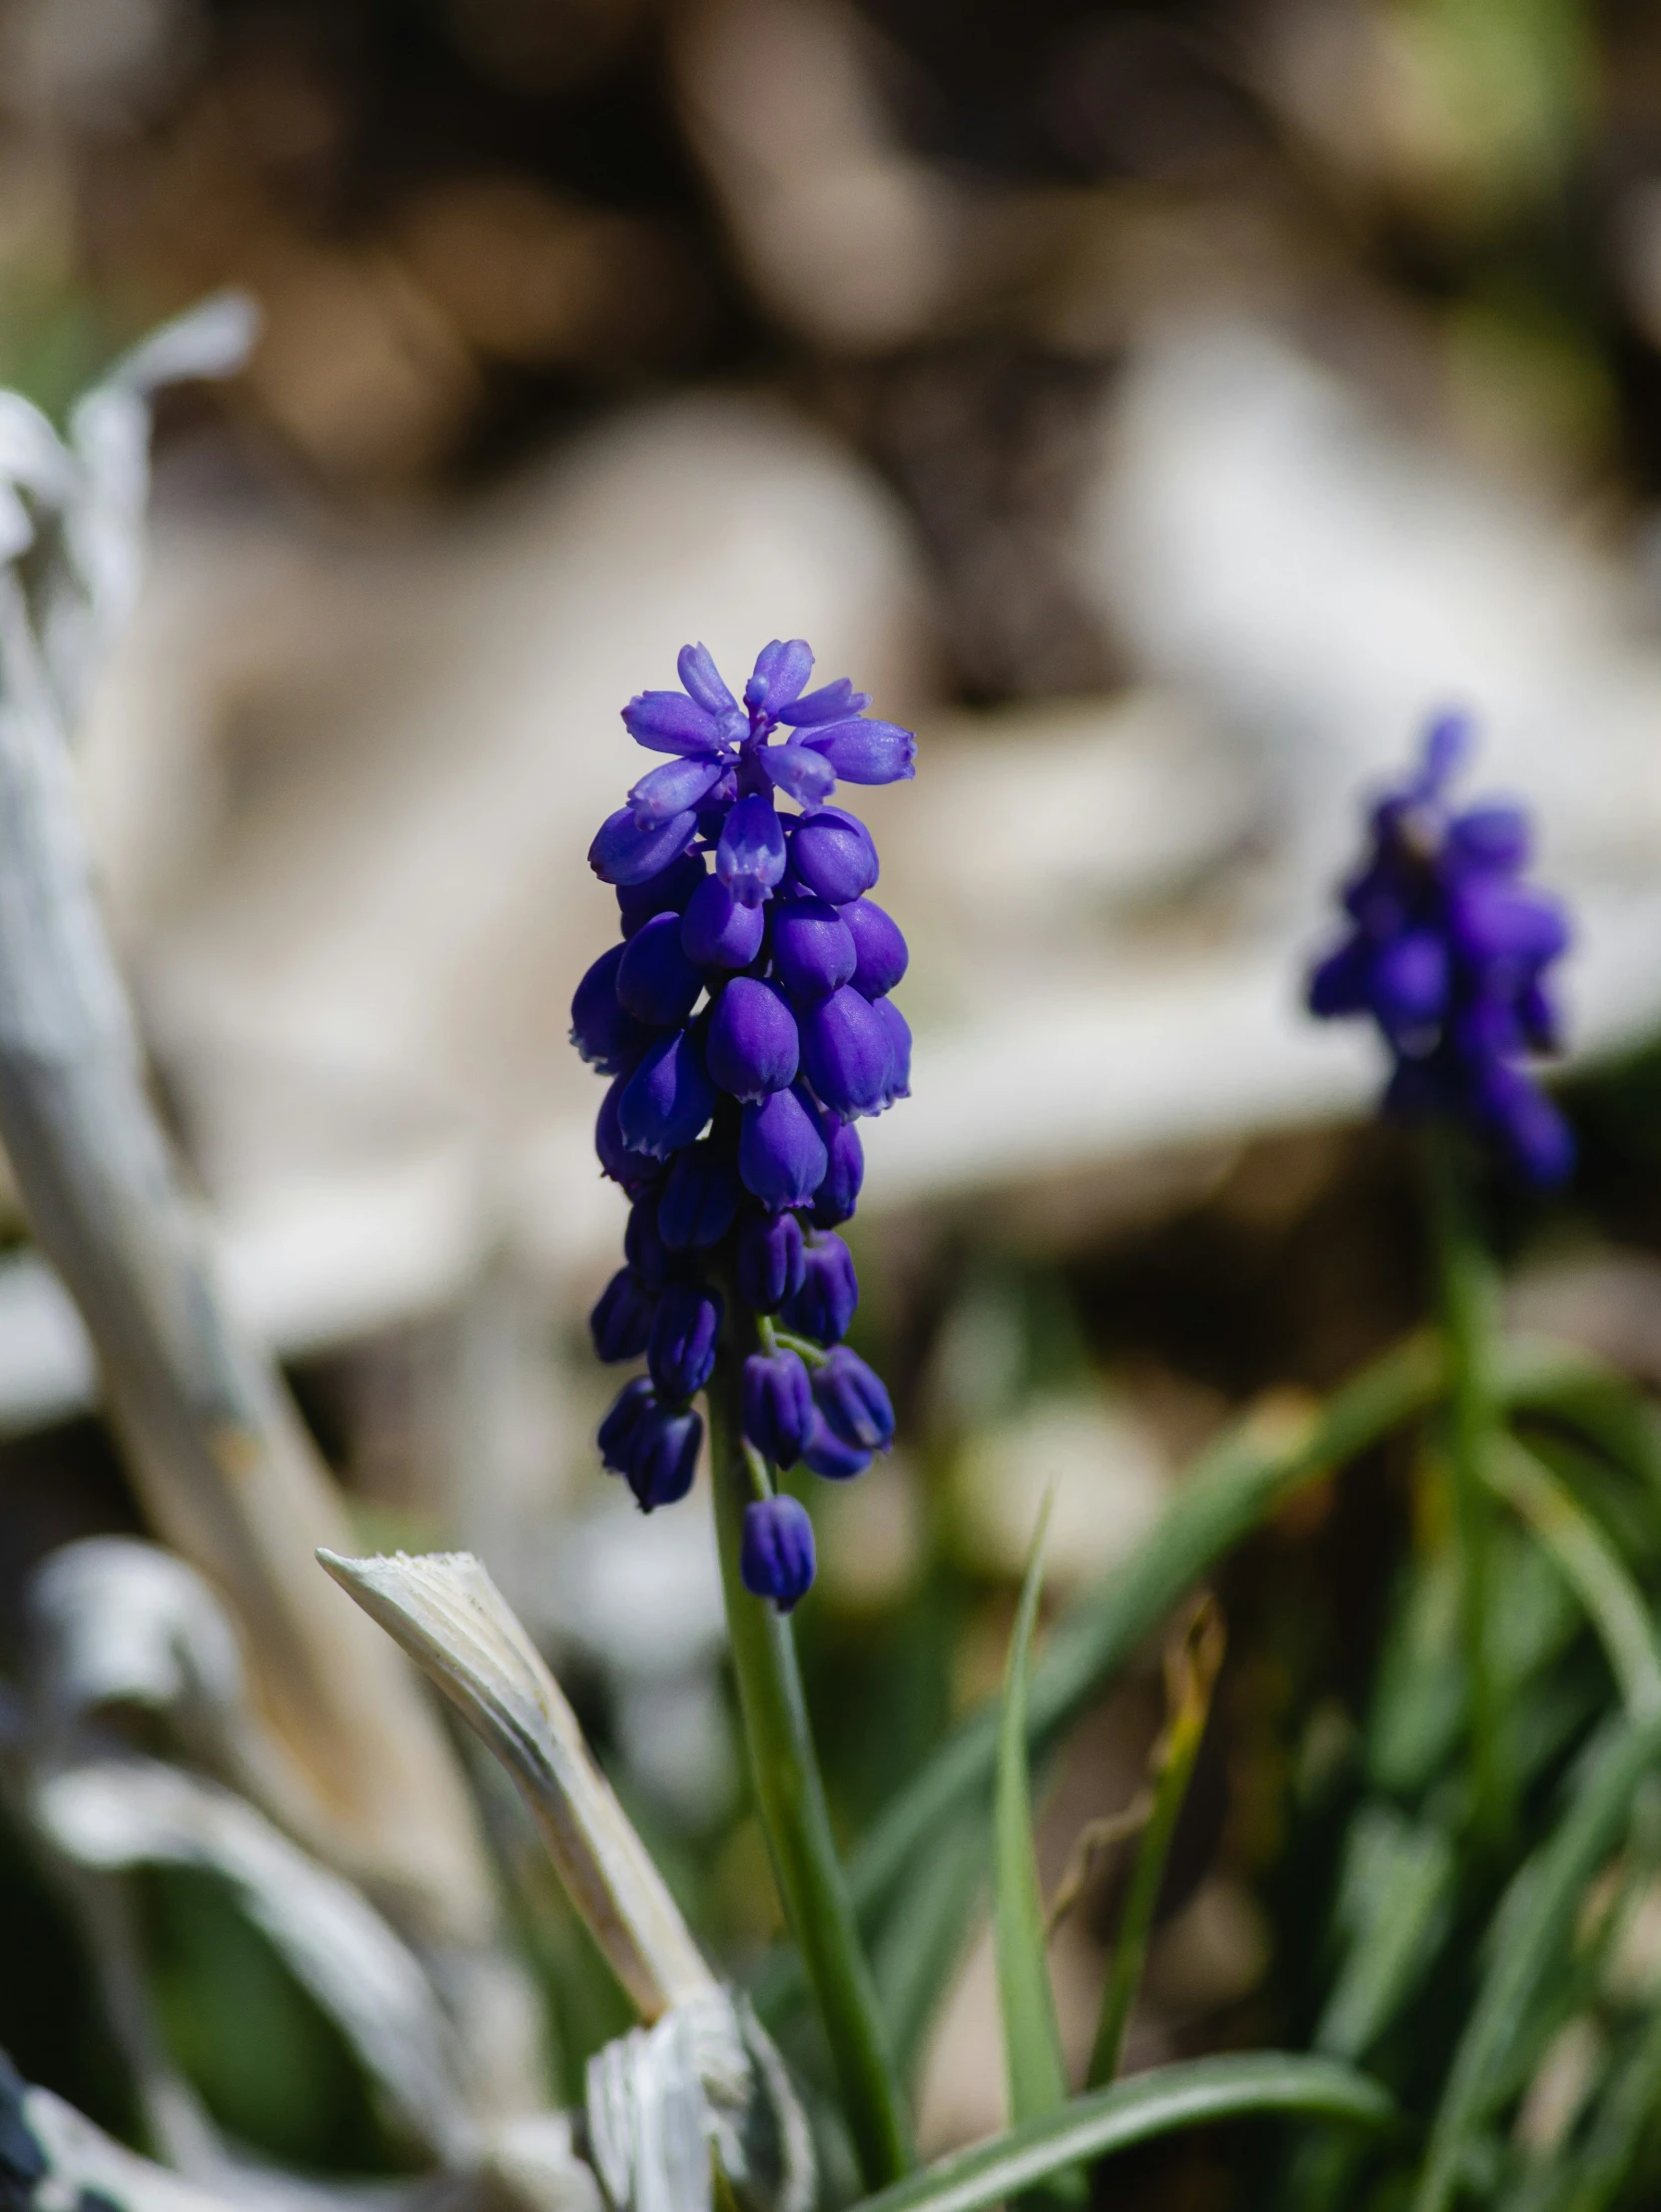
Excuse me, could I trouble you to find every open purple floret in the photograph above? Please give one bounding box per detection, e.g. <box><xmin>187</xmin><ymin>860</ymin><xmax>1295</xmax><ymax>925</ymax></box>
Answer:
<box><xmin>572</xmin><ymin>639</ymin><xmax>916</xmax><ymax>1608</ymax></box>
<box><xmin>1307</xmin><ymin>711</ymin><xmax>1573</xmax><ymax>1187</ymax></box>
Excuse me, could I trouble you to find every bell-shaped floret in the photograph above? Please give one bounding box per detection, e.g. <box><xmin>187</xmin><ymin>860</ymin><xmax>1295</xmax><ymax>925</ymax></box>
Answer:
<box><xmin>1447</xmin><ymin>878</ymin><xmax>1569</xmax><ymax>970</ymax></box>
<box><xmin>628</xmin><ymin>756</ymin><xmax>727</xmax><ymax>828</ymax></box>
<box><xmin>657</xmin><ymin>1142</ymin><xmax>740</xmax><ymax>1251</ymax></box>
<box><xmin>773</xmin><ymin>897</ymin><xmax>856</xmax><ymax>1000</ymax></box>
<box><xmin>742</xmin><ymin>1350</ymin><xmax>814</xmax><ymax>1469</ymax></box>
<box><xmin>618</xmin><ymin>1028</ymin><xmax>716</xmax><ymax>1158</ymax></box>
<box><xmin>571</xmin><ymin>944</ymin><xmax>651</xmax><ymax>1075</ymax></box>
<box><xmin>625</xmin><ymin>1196</ymin><xmax>675</xmax><ymax>1291</ymax></box>
<box><xmin>800</xmin><ymin>986</ymin><xmax>890</xmax><ymax>1118</ymax></box>
<box><xmin>872</xmin><ymin>996</ymin><xmax>911</xmax><ymax>1105</ymax></box>
<box><xmin>596</xmin><ymin>1074</ymin><xmax>662</xmax><ymax>1189</ymax></box>
<box><xmin>598</xmin><ymin>1376</ymin><xmax>656</xmax><ymax>1472</ymax></box>
<box><xmin>779</xmin><ymin>676</ymin><xmax>871</xmax><ymax>726</ymax></box>
<box><xmin>738</xmin><ymin>1088</ymin><xmax>827</xmax><ymax>1209</ymax></box>
<box><xmin>781</xmin><ymin>1232</ymin><xmax>858</xmax><ymax>1345</ymax></box>
<box><xmin>812</xmin><ymin>1347</ymin><xmax>894</xmax><ymax>1454</ymax></box>
<box><xmin>1369</xmin><ymin>931</ymin><xmax>1448</xmax><ymax>1036</ymax></box>
<box><xmin>740</xmin><ymin>1495</ymin><xmax>816</xmax><ymax>1611</ymax></box>
<box><xmin>800</xmin><ymin>1413</ymin><xmax>870</xmax><ymax>1481</ymax></box>
<box><xmin>589</xmin><ymin>1267</ymin><xmax>656</xmax><ymax>1363</ymax></box>
<box><xmin>590</xmin><ymin>806</ymin><xmax>697</xmax><ymax>886</ymax></box>
<box><xmin>708</xmin><ymin>978</ymin><xmax>800</xmax><ymax>1100</ymax></box>
<box><xmin>745</xmin><ymin>639</ymin><xmax>814</xmax><ymax>717</ymax></box>
<box><xmin>617</xmin><ymin>912</ymin><xmax>704</xmax><ymax>1027</ymax></box>
<box><xmin>841</xmin><ymin>896</ymin><xmax>908</xmax><ymax>998</ymax></box>
<box><xmin>618</xmin><ymin>851</ymin><xmax>707</xmax><ymax>938</ymax></box>
<box><xmin>681</xmin><ymin>874</ymin><xmax>766</xmax><ymax>968</ymax></box>
<box><xmin>647</xmin><ymin>1281</ymin><xmax>723</xmax><ymax>1400</ymax></box>
<box><xmin>789</xmin><ymin>806</ymin><xmax>878</xmax><ymax>904</ymax></box>
<box><xmin>1471</xmin><ymin>1057</ymin><xmax>1575</xmax><ymax>1190</ymax></box>
<box><xmin>677</xmin><ymin>642</ymin><xmax>742</xmax><ymax>723</ymax></box>
<box><xmin>802</xmin><ymin>717</ymin><xmax>916</xmax><ymax>785</ymax></box>
<box><xmin>717</xmin><ymin>794</ymin><xmax>788</xmax><ymax>908</ymax></box>
<box><xmin>761</xmin><ymin>740</ymin><xmax>837</xmax><ymax>808</ymax></box>
<box><xmin>736</xmin><ymin>1208</ymin><xmax>807</xmax><ymax>1310</ymax></box>
<box><xmin>627</xmin><ymin>1402</ymin><xmax>703</xmax><ymax>1511</ymax></box>
<box><xmin>621</xmin><ymin>688</ymin><xmax>725</xmax><ymax>756</ymax></box>
<box><xmin>1307</xmin><ymin>937</ymin><xmax>1370</xmax><ymax>1019</ymax></box>
<box><xmin>810</xmin><ymin>1113</ymin><xmax>864</xmax><ymax>1229</ymax></box>
<box><xmin>1447</xmin><ymin>803</ymin><xmax>1530</xmax><ymax>875</ymax></box>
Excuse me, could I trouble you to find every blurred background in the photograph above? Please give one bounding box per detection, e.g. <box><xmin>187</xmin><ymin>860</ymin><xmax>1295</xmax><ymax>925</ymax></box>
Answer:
<box><xmin>11</xmin><ymin>0</ymin><xmax>1661</xmax><ymax>2197</ymax></box>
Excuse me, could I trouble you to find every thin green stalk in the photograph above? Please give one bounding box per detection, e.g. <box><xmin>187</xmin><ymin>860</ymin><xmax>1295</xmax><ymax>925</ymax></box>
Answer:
<box><xmin>707</xmin><ymin>1320</ymin><xmax>913</xmax><ymax>2190</ymax></box>
<box><xmin>1427</xmin><ymin>1130</ymin><xmax>1510</xmax><ymax>1854</ymax></box>
<box><xmin>1088</xmin><ymin>1600</ymin><xmax>1225</xmax><ymax>2087</ymax></box>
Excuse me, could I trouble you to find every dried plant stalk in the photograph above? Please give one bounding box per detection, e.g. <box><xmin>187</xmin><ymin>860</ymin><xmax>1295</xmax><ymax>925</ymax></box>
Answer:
<box><xmin>319</xmin><ymin>1549</ymin><xmax>715</xmax><ymax>2018</ymax></box>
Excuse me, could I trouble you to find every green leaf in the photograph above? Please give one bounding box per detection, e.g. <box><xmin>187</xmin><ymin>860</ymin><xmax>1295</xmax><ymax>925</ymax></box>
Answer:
<box><xmin>1412</xmin><ymin>1715</ymin><xmax>1661</xmax><ymax>2212</ymax></box>
<box><xmin>1314</xmin><ymin>1803</ymin><xmax>1455</xmax><ymax>2064</ymax></box>
<box><xmin>873</xmin><ymin>1820</ymin><xmax>984</xmax><ymax>2084</ymax></box>
<box><xmin>993</xmin><ymin>1495</ymin><xmax>1074</xmax><ymax>2174</ymax></box>
<box><xmin>844</xmin><ymin>2054</ymin><xmax>1394</xmax><ymax>2212</ymax></box>
<box><xmin>1487</xmin><ymin>1436</ymin><xmax>1661</xmax><ymax>1723</ymax></box>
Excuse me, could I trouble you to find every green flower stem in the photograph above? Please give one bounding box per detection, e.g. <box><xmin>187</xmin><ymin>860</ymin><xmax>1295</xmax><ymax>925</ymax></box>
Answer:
<box><xmin>1426</xmin><ymin>1130</ymin><xmax>1510</xmax><ymax>1855</ymax></box>
<box><xmin>707</xmin><ymin>1316</ymin><xmax>913</xmax><ymax>2189</ymax></box>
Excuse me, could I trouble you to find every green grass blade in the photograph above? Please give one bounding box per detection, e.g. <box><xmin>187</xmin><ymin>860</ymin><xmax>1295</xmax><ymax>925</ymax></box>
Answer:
<box><xmin>1411</xmin><ymin>1716</ymin><xmax>1661</xmax><ymax>2212</ymax></box>
<box><xmin>1555</xmin><ymin>1999</ymin><xmax>1661</xmax><ymax>2212</ymax></box>
<box><xmin>1089</xmin><ymin>1599</ymin><xmax>1225</xmax><ymax>2087</ymax></box>
<box><xmin>873</xmin><ymin>1821</ymin><xmax>985</xmax><ymax>2084</ymax></box>
<box><xmin>1488</xmin><ymin>1436</ymin><xmax>1661</xmax><ymax>1722</ymax></box>
<box><xmin>993</xmin><ymin>1496</ymin><xmax>1076</xmax><ymax>2185</ymax></box>
<box><xmin>1313</xmin><ymin>1804</ymin><xmax>1455</xmax><ymax>2062</ymax></box>
<box><xmin>844</xmin><ymin>2054</ymin><xmax>1393</xmax><ymax>2212</ymax></box>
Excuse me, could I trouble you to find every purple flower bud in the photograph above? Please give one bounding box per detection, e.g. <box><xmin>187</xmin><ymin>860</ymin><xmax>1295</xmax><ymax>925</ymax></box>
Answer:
<box><xmin>736</xmin><ymin>1208</ymin><xmax>807</xmax><ymax>1310</ymax></box>
<box><xmin>681</xmin><ymin>874</ymin><xmax>767</xmax><ymax>968</ymax></box>
<box><xmin>740</xmin><ymin>1495</ymin><xmax>816</xmax><ymax>1610</ymax></box>
<box><xmin>617</xmin><ymin>851</ymin><xmax>707</xmax><ymax>938</ymax></box>
<box><xmin>810</xmin><ymin>1113</ymin><xmax>864</xmax><ymax>1229</ymax></box>
<box><xmin>873</xmin><ymin>995</ymin><xmax>912</xmax><ymax>1105</ymax></box>
<box><xmin>1447</xmin><ymin>880</ymin><xmax>1568</xmax><ymax>969</ymax></box>
<box><xmin>596</xmin><ymin>1074</ymin><xmax>661</xmax><ymax>1189</ymax></box>
<box><xmin>840</xmin><ymin>896</ymin><xmax>908</xmax><ymax>998</ymax></box>
<box><xmin>1475</xmin><ymin>1059</ymin><xmax>1575</xmax><ymax>1187</ymax></box>
<box><xmin>800</xmin><ymin>986</ymin><xmax>891</xmax><ymax>1118</ymax></box>
<box><xmin>658</xmin><ymin>1142</ymin><xmax>740</xmax><ymax>1251</ymax></box>
<box><xmin>627</xmin><ymin>1402</ymin><xmax>703</xmax><ymax>1511</ymax></box>
<box><xmin>739</xmin><ymin>1087</ymin><xmax>828</xmax><ymax>1209</ymax></box>
<box><xmin>625</xmin><ymin>1196</ymin><xmax>675</xmax><ymax>1290</ymax></box>
<box><xmin>1370</xmin><ymin>931</ymin><xmax>1448</xmax><ymax>1034</ymax></box>
<box><xmin>708</xmin><ymin>978</ymin><xmax>800</xmax><ymax>1101</ymax></box>
<box><xmin>1308</xmin><ymin>939</ymin><xmax>1370</xmax><ymax>1019</ymax></box>
<box><xmin>800</xmin><ymin>1413</ymin><xmax>871</xmax><ymax>1482</ymax></box>
<box><xmin>598</xmin><ymin>1376</ymin><xmax>656</xmax><ymax>1471</ymax></box>
<box><xmin>746</xmin><ymin>638</ymin><xmax>814</xmax><ymax>716</ymax></box>
<box><xmin>590</xmin><ymin>1267</ymin><xmax>656</xmax><ymax>1362</ymax></box>
<box><xmin>772</xmin><ymin>897</ymin><xmax>856</xmax><ymax>1000</ymax></box>
<box><xmin>781</xmin><ymin>1232</ymin><xmax>858</xmax><ymax>1345</ymax></box>
<box><xmin>761</xmin><ymin>740</ymin><xmax>838</xmax><ymax>807</ymax></box>
<box><xmin>621</xmin><ymin>688</ymin><xmax>724</xmax><ymax>756</ymax></box>
<box><xmin>718</xmin><ymin>794</ymin><xmax>788</xmax><ymax>908</ymax></box>
<box><xmin>590</xmin><ymin>806</ymin><xmax>697</xmax><ymax>886</ymax></box>
<box><xmin>616</xmin><ymin>912</ymin><xmax>705</xmax><ymax>1027</ymax></box>
<box><xmin>802</xmin><ymin>717</ymin><xmax>917</xmax><ymax>785</ymax></box>
<box><xmin>779</xmin><ymin>677</ymin><xmax>872</xmax><ymax>726</ymax></box>
<box><xmin>1447</xmin><ymin>803</ymin><xmax>1530</xmax><ymax>874</ymax></box>
<box><xmin>789</xmin><ymin>805</ymin><xmax>879</xmax><ymax>904</ymax></box>
<box><xmin>812</xmin><ymin>1347</ymin><xmax>894</xmax><ymax>1453</ymax></box>
<box><xmin>742</xmin><ymin>1349</ymin><xmax>814</xmax><ymax>1468</ymax></box>
<box><xmin>618</xmin><ymin>1029</ymin><xmax>717</xmax><ymax>1158</ymax></box>
<box><xmin>677</xmin><ymin>642</ymin><xmax>742</xmax><ymax>722</ymax></box>
<box><xmin>628</xmin><ymin>756</ymin><xmax>727</xmax><ymax>827</ymax></box>
<box><xmin>571</xmin><ymin>944</ymin><xmax>652</xmax><ymax>1075</ymax></box>
<box><xmin>648</xmin><ymin>1280</ymin><xmax>723</xmax><ymax>1400</ymax></box>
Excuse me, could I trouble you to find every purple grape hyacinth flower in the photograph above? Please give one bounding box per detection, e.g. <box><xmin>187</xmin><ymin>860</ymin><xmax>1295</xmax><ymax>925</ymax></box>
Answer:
<box><xmin>1307</xmin><ymin>711</ymin><xmax>1573</xmax><ymax>1186</ymax></box>
<box><xmin>574</xmin><ymin>637</ymin><xmax>916</xmax><ymax>1608</ymax></box>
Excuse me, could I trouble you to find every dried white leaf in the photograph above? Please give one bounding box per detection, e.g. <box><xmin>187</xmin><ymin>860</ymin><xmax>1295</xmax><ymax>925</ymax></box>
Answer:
<box><xmin>317</xmin><ymin>1550</ymin><xmax>712</xmax><ymax>2021</ymax></box>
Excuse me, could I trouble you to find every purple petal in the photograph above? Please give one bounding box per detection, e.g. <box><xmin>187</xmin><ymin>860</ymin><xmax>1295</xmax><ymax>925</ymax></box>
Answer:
<box><xmin>802</xmin><ymin>718</ymin><xmax>916</xmax><ymax>785</ymax></box>
<box><xmin>746</xmin><ymin>638</ymin><xmax>814</xmax><ymax>714</ymax></box>
<box><xmin>678</xmin><ymin>642</ymin><xmax>739</xmax><ymax>717</ymax></box>
<box><xmin>779</xmin><ymin>677</ymin><xmax>873</xmax><ymax>727</ymax></box>
<box><xmin>628</xmin><ymin>756</ymin><xmax>726</xmax><ymax>827</ymax></box>
<box><xmin>622</xmin><ymin>689</ymin><xmax>723</xmax><ymax>756</ymax></box>
<box><xmin>589</xmin><ymin>807</ymin><xmax>697</xmax><ymax>887</ymax></box>
<box><xmin>717</xmin><ymin>793</ymin><xmax>787</xmax><ymax>908</ymax></box>
<box><xmin>761</xmin><ymin>739</ymin><xmax>838</xmax><ymax>807</ymax></box>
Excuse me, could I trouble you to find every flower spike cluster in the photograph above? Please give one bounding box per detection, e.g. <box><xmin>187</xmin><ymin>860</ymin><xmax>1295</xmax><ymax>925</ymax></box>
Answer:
<box><xmin>573</xmin><ymin>639</ymin><xmax>915</xmax><ymax>1610</ymax></box>
<box><xmin>1307</xmin><ymin>711</ymin><xmax>1573</xmax><ymax>1186</ymax></box>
